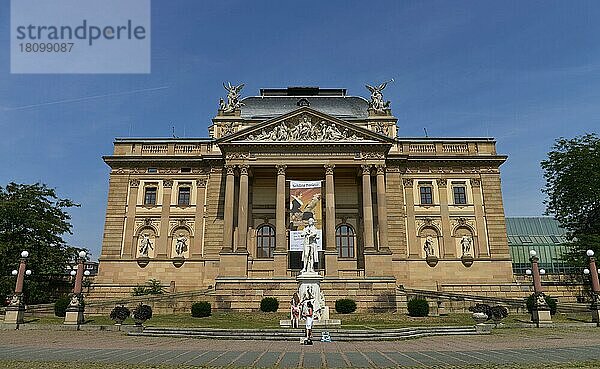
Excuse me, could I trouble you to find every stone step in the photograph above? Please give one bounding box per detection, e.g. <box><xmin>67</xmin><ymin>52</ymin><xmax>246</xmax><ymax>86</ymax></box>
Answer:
<box><xmin>131</xmin><ymin>326</ymin><xmax>479</xmax><ymax>341</ymax></box>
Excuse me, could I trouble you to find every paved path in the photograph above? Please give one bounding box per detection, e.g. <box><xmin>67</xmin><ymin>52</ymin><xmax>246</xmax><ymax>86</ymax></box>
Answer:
<box><xmin>1</xmin><ymin>328</ymin><xmax>600</xmax><ymax>367</ymax></box>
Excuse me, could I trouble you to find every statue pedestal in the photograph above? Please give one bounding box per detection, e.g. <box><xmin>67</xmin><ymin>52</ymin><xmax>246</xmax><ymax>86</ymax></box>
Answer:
<box><xmin>4</xmin><ymin>294</ymin><xmax>25</xmax><ymax>325</ymax></box>
<box><xmin>531</xmin><ymin>308</ymin><xmax>553</xmax><ymax>327</ymax></box>
<box><xmin>64</xmin><ymin>305</ymin><xmax>85</xmax><ymax>325</ymax></box>
<box><xmin>297</xmin><ymin>271</ymin><xmax>324</xmax><ymax>313</ymax></box>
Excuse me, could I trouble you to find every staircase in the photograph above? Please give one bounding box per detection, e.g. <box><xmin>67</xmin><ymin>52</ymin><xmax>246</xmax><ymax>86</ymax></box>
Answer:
<box><xmin>131</xmin><ymin>325</ymin><xmax>481</xmax><ymax>341</ymax></box>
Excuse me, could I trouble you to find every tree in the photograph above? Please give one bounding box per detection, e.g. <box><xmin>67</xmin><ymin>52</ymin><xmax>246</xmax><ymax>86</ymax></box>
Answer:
<box><xmin>0</xmin><ymin>182</ymin><xmax>81</xmax><ymax>304</ymax></box>
<box><xmin>541</xmin><ymin>133</ymin><xmax>600</xmax><ymax>264</ymax></box>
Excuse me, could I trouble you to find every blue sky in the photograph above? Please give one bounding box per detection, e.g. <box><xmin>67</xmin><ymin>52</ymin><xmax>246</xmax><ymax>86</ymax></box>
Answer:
<box><xmin>1</xmin><ymin>1</ymin><xmax>599</xmax><ymax>259</ymax></box>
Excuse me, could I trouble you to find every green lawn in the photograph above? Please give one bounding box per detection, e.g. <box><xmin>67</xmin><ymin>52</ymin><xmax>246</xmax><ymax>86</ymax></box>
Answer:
<box><xmin>24</xmin><ymin>311</ymin><xmax>594</xmax><ymax>329</ymax></box>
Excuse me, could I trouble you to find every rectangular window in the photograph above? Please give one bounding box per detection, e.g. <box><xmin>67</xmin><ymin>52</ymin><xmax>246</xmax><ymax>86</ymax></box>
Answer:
<box><xmin>420</xmin><ymin>186</ymin><xmax>433</xmax><ymax>205</ymax></box>
<box><xmin>453</xmin><ymin>186</ymin><xmax>467</xmax><ymax>205</ymax></box>
<box><xmin>147</xmin><ymin>167</ymin><xmax>157</xmax><ymax>173</ymax></box>
<box><xmin>180</xmin><ymin>167</ymin><xmax>191</xmax><ymax>173</ymax></box>
<box><xmin>178</xmin><ymin>187</ymin><xmax>191</xmax><ymax>206</ymax></box>
<box><xmin>144</xmin><ymin>187</ymin><xmax>157</xmax><ymax>205</ymax></box>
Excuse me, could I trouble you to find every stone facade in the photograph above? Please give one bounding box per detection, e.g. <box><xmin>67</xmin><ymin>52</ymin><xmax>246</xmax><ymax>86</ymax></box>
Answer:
<box><xmin>94</xmin><ymin>86</ymin><xmax>514</xmax><ymax>310</ymax></box>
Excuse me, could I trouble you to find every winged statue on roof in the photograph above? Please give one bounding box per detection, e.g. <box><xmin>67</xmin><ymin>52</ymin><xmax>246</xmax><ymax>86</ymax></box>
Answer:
<box><xmin>220</xmin><ymin>82</ymin><xmax>245</xmax><ymax>113</ymax></box>
<box><xmin>365</xmin><ymin>80</ymin><xmax>392</xmax><ymax>113</ymax></box>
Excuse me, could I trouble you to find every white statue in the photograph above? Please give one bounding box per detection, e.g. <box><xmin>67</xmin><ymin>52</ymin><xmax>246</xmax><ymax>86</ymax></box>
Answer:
<box><xmin>175</xmin><ymin>233</ymin><xmax>188</xmax><ymax>256</ymax></box>
<box><xmin>139</xmin><ymin>233</ymin><xmax>153</xmax><ymax>257</ymax></box>
<box><xmin>424</xmin><ymin>236</ymin><xmax>435</xmax><ymax>257</ymax></box>
<box><xmin>221</xmin><ymin>82</ymin><xmax>244</xmax><ymax>113</ymax></box>
<box><xmin>461</xmin><ymin>235</ymin><xmax>472</xmax><ymax>256</ymax></box>
<box><xmin>365</xmin><ymin>81</ymin><xmax>392</xmax><ymax>113</ymax></box>
<box><xmin>301</xmin><ymin>218</ymin><xmax>319</xmax><ymax>274</ymax></box>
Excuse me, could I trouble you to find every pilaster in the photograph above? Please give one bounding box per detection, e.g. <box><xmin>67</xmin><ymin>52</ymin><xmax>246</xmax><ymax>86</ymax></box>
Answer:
<box><xmin>157</xmin><ymin>180</ymin><xmax>172</xmax><ymax>258</ymax></box>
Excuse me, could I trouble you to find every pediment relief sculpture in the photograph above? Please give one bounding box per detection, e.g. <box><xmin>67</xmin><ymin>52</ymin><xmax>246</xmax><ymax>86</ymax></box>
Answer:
<box><xmin>246</xmin><ymin>114</ymin><xmax>365</xmax><ymax>142</ymax></box>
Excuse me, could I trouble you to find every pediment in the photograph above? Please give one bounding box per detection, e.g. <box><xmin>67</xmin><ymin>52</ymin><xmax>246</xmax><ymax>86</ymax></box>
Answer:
<box><xmin>216</xmin><ymin>107</ymin><xmax>394</xmax><ymax>145</ymax></box>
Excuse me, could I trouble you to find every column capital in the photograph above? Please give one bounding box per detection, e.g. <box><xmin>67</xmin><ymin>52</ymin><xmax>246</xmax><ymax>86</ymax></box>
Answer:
<box><xmin>324</xmin><ymin>164</ymin><xmax>335</xmax><ymax>175</ymax></box>
<box><xmin>375</xmin><ymin>164</ymin><xmax>386</xmax><ymax>174</ymax></box>
<box><xmin>436</xmin><ymin>178</ymin><xmax>447</xmax><ymax>188</ymax></box>
<box><xmin>224</xmin><ymin>164</ymin><xmax>235</xmax><ymax>175</ymax></box>
<box><xmin>276</xmin><ymin>164</ymin><xmax>287</xmax><ymax>175</ymax></box>
<box><xmin>361</xmin><ymin>164</ymin><xmax>372</xmax><ymax>175</ymax></box>
<box><xmin>196</xmin><ymin>178</ymin><xmax>208</xmax><ymax>188</ymax></box>
<box><xmin>403</xmin><ymin>178</ymin><xmax>413</xmax><ymax>187</ymax></box>
<box><xmin>129</xmin><ymin>179</ymin><xmax>140</xmax><ymax>188</ymax></box>
<box><xmin>471</xmin><ymin>178</ymin><xmax>481</xmax><ymax>188</ymax></box>
<box><xmin>238</xmin><ymin>164</ymin><xmax>249</xmax><ymax>175</ymax></box>
<box><xmin>163</xmin><ymin>180</ymin><xmax>173</xmax><ymax>188</ymax></box>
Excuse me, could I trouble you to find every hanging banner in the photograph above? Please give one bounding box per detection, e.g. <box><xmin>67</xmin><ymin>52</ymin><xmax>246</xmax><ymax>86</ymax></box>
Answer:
<box><xmin>289</xmin><ymin>180</ymin><xmax>322</xmax><ymax>251</ymax></box>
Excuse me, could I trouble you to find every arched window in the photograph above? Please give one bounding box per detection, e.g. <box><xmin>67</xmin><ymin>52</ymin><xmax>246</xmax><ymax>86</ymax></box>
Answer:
<box><xmin>256</xmin><ymin>224</ymin><xmax>275</xmax><ymax>258</ymax></box>
<box><xmin>336</xmin><ymin>224</ymin><xmax>355</xmax><ymax>258</ymax></box>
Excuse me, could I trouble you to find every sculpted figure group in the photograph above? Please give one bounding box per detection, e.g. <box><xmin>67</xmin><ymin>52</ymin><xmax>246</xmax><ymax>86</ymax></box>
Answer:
<box><xmin>248</xmin><ymin>116</ymin><xmax>363</xmax><ymax>142</ymax></box>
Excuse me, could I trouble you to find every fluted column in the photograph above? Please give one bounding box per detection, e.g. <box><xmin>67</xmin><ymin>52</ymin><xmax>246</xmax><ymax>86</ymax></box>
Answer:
<box><xmin>236</xmin><ymin>164</ymin><xmax>249</xmax><ymax>252</ymax></box>
<box><xmin>375</xmin><ymin>165</ymin><xmax>389</xmax><ymax>252</ymax></box>
<box><xmin>275</xmin><ymin>165</ymin><xmax>287</xmax><ymax>251</ymax></box>
<box><xmin>221</xmin><ymin>165</ymin><xmax>235</xmax><ymax>252</ymax></box>
<box><xmin>157</xmin><ymin>180</ymin><xmax>172</xmax><ymax>258</ymax></box>
<box><xmin>362</xmin><ymin>164</ymin><xmax>375</xmax><ymax>251</ymax></box>
<box><xmin>324</xmin><ymin>165</ymin><xmax>336</xmax><ymax>250</ymax></box>
<box><xmin>192</xmin><ymin>178</ymin><xmax>207</xmax><ymax>257</ymax></box>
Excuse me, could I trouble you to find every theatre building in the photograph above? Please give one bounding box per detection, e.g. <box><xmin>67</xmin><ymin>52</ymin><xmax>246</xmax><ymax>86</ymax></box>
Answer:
<box><xmin>95</xmin><ymin>86</ymin><xmax>514</xmax><ymax>310</ymax></box>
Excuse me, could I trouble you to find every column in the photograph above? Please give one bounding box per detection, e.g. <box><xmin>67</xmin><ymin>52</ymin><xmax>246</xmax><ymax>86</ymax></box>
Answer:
<box><xmin>192</xmin><ymin>178</ymin><xmax>207</xmax><ymax>257</ymax></box>
<box><xmin>123</xmin><ymin>179</ymin><xmax>140</xmax><ymax>258</ymax></box>
<box><xmin>324</xmin><ymin>164</ymin><xmax>338</xmax><ymax>277</ymax></box>
<box><xmin>375</xmin><ymin>165</ymin><xmax>389</xmax><ymax>252</ymax></box>
<box><xmin>274</xmin><ymin>164</ymin><xmax>288</xmax><ymax>276</ymax></box>
<box><xmin>361</xmin><ymin>164</ymin><xmax>375</xmax><ymax>251</ymax></box>
<box><xmin>403</xmin><ymin>178</ymin><xmax>420</xmax><ymax>258</ymax></box>
<box><xmin>437</xmin><ymin>179</ymin><xmax>454</xmax><ymax>258</ymax></box>
<box><xmin>471</xmin><ymin>178</ymin><xmax>489</xmax><ymax>257</ymax></box>
<box><xmin>324</xmin><ymin>165</ymin><xmax>336</xmax><ymax>250</ymax></box>
<box><xmin>157</xmin><ymin>180</ymin><xmax>172</xmax><ymax>258</ymax></box>
<box><xmin>275</xmin><ymin>165</ymin><xmax>287</xmax><ymax>251</ymax></box>
<box><xmin>221</xmin><ymin>165</ymin><xmax>235</xmax><ymax>252</ymax></box>
<box><xmin>236</xmin><ymin>164</ymin><xmax>249</xmax><ymax>252</ymax></box>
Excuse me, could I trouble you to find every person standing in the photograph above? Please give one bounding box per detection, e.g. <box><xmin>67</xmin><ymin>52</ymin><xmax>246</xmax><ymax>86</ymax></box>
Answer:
<box><xmin>304</xmin><ymin>301</ymin><xmax>314</xmax><ymax>344</ymax></box>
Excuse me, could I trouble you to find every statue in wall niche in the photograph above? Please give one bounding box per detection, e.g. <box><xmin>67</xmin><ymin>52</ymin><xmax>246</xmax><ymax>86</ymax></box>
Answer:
<box><xmin>175</xmin><ymin>233</ymin><xmax>188</xmax><ymax>256</ymax></box>
<box><xmin>139</xmin><ymin>233</ymin><xmax>153</xmax><ymax>257</ymax></box>
<box><xmin>424</xmin><ymin>236</ymin><xmax>435</xmax><ymax>257</ymax></box>
<box><xmin>221</xmin><ymin>82</ymin><xmax>245</xmax><ymax>113</ymax></box>
<box><xmin>301</xmin><ymin>218</ymin><xmax>319</xmax><ymax>274</ymax></box>
<box><xmin>365</xmin><ymin>81</ymin><xmax>392</xmax><ymax>113</ymax></box>
<box><xmin>461</xmin><ymin>235</ymin><xmax>472</xmax><ymax>256</ymax></box>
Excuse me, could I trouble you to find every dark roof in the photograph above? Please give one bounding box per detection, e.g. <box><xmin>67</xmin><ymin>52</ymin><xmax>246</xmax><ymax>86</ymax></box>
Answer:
<box><xmin>240</xmin><ymin>86</ymin><xmax>370</xmax><ymax>121</ymax></box>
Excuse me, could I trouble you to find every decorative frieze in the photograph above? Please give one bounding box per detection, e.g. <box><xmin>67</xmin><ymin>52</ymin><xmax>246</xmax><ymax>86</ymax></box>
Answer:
<box><xmin>246</xmin><ymin>114</ymin><xmax>365</xmax><ymax>142</ymax></box>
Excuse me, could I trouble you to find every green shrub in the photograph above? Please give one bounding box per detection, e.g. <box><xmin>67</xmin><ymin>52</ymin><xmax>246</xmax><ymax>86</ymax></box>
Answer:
<box><xmin>526</xmin><ymin>293</ymin><xmax>557</xmax><ymax>315</ymax></box>
<box><xmin>54</xmin><ymin>296</ymin><xmax>70</xmax><ymax>317</ymax></box>
<box><xmin>191</xmin><ymin>301</ymin><xmax>211</xmax><ymax>317</ymax></box>
<box><xmin>132</xmin><ymin>279</ymin><xmax>164</xmax><ymax>296</ymax></box>
<box><xmin>260</xmin><ymin>297</ymin><xmax>279</xmax><ymax>312</ymax></box>
<box><xmin>335</xmin><ymin>299</ymin><xmax>357</xmax><ymax>314</ymax></box>
<box><xmin>132</xmin><ymin>303</ymin><xmax>152</xmax><ymax>322</ymax></box>
<box><xmin>110</xmin><ymin>305</ymin><xmax>130</xmax><ymax>323</ymax></box>
<box><xmin>407</xmin><ymin>297</ymin><xmax>429</xmax><ymax>317</ymax></box>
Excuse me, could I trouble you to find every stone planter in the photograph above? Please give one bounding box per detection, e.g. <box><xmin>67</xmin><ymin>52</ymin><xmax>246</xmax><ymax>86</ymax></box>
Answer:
<box><xmin>472</xmin><ymin>312</ymin><xmax>488</xmax><ymax>324</ymax></box>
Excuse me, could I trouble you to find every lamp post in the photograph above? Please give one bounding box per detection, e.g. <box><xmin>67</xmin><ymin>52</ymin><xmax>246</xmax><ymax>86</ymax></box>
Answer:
<box><xmin>528</xmin><ymin>250</ymin><xmax>552</xmax><ymax>327</ymax></box>
<box><xmin>64</xmin><ymin>250</ymin><xmax>87</xmax><ymax>325</ymax></box>
<box><xmin>5</xmin><ymin>251</ymin><xmax>32</xmax><ymax>325</ymax></box>
<box><xmin>583</xmin><ymin>249</ymin><xmax>600</xmax><ymax>326</ymax></box>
